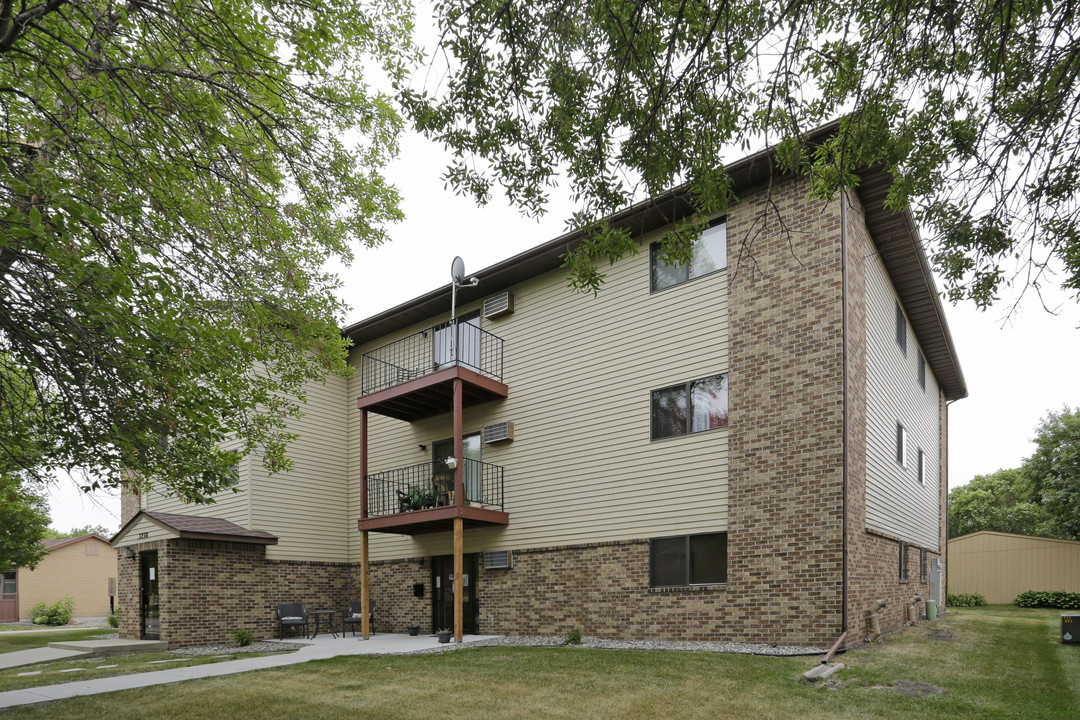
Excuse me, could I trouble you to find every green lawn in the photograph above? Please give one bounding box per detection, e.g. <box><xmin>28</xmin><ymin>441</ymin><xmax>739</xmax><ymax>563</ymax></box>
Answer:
<box><xmin>0</xmin><ymin>625</ymin><xmax>100</xmax><ymax>634</ymax></box>
<box><xmin>0</xmin><ymin>629</ymin><xmax>114</xmax><ymax>652</ymax></box>
<box><xmin>0</xmin><ymin>606</ymin><xmax>1075</xmax><ymax>719</ymax></box>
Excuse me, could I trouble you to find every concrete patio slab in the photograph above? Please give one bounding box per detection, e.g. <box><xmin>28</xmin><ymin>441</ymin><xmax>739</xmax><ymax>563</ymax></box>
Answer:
<box><xmin>0</xmin><ymin>648</ymin><xmax>91</xmax><ymax>671</ymax></box>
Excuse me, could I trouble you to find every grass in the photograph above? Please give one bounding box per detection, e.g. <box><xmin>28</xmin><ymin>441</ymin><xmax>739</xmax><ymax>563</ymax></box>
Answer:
<box><xmin>0</xmin><ymin>606</ymin><xmax>1075</xmax><ymax>719</ymax></box>
<box><xmin>0</xmin><ymin>629</ymin><xmax>114</xmax><ymax>653</ymax></box>
<box><xmin>0</xmin><ymin>625</ymin><xmax>97</xmax><ymax>634</ymax></box>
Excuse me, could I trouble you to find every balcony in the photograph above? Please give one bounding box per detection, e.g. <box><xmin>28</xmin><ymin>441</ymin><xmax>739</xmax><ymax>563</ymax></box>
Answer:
<box><xmin>359</xmin><ymin>458</ymin><xmax>509</xmax><ymax>535</ymax></box>
<box><xmin>357</xmin><ymin>320</ymin><xmax>507</xmax><ymax>422</ymax></box>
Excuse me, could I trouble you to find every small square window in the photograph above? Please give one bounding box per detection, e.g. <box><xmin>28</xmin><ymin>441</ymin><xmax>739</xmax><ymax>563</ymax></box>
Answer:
<box><xmin>896</xmin><ymin>423</ymin><xmax>907</xmax><ymax>467</ymax></box>
<box><xmin>917</xmin><ymin>449</ymin><xmax>926</xmax><ymax>485</ymax></box>
<box><xmin>918</xmin><ymin>354</ymin><xmax>926</xmax><ymax>391</ymax></box>
<box><xmin>651</xmin><ymin>374</ymin><xmax>728</xmax><ymax>440</ymax></box>
<box><xmin>651</xmin><ymin>220</ymin><xmax>727</xmax><ymax>291</ymax></box>
<box><xmin>895</xmin><ymin>301</ymin><xmax>907</xmax><ymax>355</ymax></box>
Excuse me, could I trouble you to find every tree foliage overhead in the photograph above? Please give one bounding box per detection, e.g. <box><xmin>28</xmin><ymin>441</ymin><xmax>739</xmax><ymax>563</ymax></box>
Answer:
<box><xmin>0</xmin><ymin>0</ymin><xmax>413</xmax><ymax>502</ymax></box>
<box><xmin>405</xmin><ymin>0</ymin><xmax>1080</xmax><ymax>303</ymax></box>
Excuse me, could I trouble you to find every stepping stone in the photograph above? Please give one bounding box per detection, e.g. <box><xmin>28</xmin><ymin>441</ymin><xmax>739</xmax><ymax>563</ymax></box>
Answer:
<box><xmin>59</xmin><ymin>668</ymin><xmax>87</xmax><ymax>673</ymax></box>
<box><xmin>95</xmin><ymin>665</ymin><xmax>119</xmax><ymax>669</ymax></box>
<box><xmin>15</xmin><ymin>671</ymin><xmax>42</xmax><ymax>677</ymax></box>
<box><xmin>146</xmin><ymin>658</ymin><xmax>195</xmax><ymax>664</ymax></box>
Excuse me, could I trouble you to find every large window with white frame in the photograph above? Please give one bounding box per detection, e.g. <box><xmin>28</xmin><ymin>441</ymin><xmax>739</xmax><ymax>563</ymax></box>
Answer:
<box><xmin>650</xmin><ymin>219</ymin><xmax>727</xmax><ymax>291</ymax></box>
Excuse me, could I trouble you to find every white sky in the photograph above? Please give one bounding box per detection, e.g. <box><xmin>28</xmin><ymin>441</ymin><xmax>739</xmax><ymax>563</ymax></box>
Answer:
<box><xmin>43</xmin><ymin>8</ymin><xmax>1080</xmax><ymax>534</ymax></box>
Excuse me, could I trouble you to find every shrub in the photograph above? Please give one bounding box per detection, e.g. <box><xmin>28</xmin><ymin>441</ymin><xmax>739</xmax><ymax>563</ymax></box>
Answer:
<box><xmin>947</xmin><ymin>593</ymin><xmax>987</xmax><ymax>607</ymax></box>
<box><xmin>231</xmin><ymin>628</ymin><xmax>254</xmax><ymax>647</ymax></box>
<box><xmin>105</xmin><ymin>612</ymin><xmax>119</xmax><ymax>628</ymax></box>
<box><xmin>31</xmin><ymin>596</ymin><xmax>75</xmax><ymax>626</ymax></box>
<box><xmin>1014</xmin><ymin>590</ymin><xmax>1080</xmax><ymax>609</ymax></box>
<box><xmin>561</xmin><ymin>627</ymin><xmax>583</xmax><ymax>646</ymax></box>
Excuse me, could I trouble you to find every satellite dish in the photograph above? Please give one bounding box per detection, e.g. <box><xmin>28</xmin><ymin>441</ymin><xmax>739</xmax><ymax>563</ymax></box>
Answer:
<box><xmin>451</xmin><ymin>256</ymin><xmax>465</xmax><ymax>286</ymax></box>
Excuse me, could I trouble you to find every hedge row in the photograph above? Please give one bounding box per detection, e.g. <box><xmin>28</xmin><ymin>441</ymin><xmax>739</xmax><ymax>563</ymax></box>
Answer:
<box><xmin>1014</xmin><ymin>590</ymin><xmax>1080</xmax><ymax>609</ymax></box>
<box><xmin>947</xmin><ymin>593</ymin><xmax>987</xmax><ymax>607</ymax></box>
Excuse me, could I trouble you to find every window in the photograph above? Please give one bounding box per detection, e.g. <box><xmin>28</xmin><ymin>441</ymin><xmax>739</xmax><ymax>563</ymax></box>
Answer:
<box><xmin>920</xmin><ymin>549</ymin><xmax>927</xmax><ymax>581</ymax></box>
<box><xmin>896</xmin><ymin>422</ymin><xmax>907</xmax><ymax>467</ymax></box>
<box><xmin>917</xmin><ymin>449</ymin><xmax>926</xmax><ymax>485</ymax></box>
<box><xmin>651</xmin><ymin>219</ymin><xmax>727</xmax><ymax>291</ymax></box>
<box><xmin>895</xmin><ymin>301</ymin><xmax>907</xmax><ymax>355</ymax></box>
<box><xmin>918</xmin><ymin>354</ymin><xmax>926</xmax><ymax>391</ymax></box>
<box><xmin>899</xmin><ymin>541</ymin><xmax>908</xmax><ymax>581</ymax></box>
<box><xmin>650</xmin><ymin>533</ymin><xmax>727</xmax><ymax>587</ymax></box>
<box><xmin>651</xmin><ymin>374</ymin><xmax>728</xmax><ymax>439</ymax></box>
<box><xmin>1</xmin><ymin>572</ymin><xmax>15</xmax><ymax>596</ymax></box>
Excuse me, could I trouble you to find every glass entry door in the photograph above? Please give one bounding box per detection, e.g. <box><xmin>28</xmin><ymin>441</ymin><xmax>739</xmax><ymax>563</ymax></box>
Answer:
<box><xmin>140</xmin><ymin>551</ymin><xmax>160</xmax><ymax>640</ymax></box>
<box><xmin>432</xmin><ymin>434</ymin><xmax>482</xmax><ymax>503</ymax></box>
<box><xmin>432</xmin><ymin>554</ymin><xmax>478</xmax><ymax>635</ymax></box>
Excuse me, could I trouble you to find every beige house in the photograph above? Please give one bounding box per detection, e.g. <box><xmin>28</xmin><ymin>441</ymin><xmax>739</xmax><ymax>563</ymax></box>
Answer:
<box><xmin>948</xmin><ymin>531</ymin><xmax>1080</xmax><ymax>604</ymax></box>
<box><xmin>0</xmin><ymin>535</ymin><xmax>117</xmax><ymax>621</ymax></box>
<box><xmin>113</xmin><ymin>127</ymin><xmax>966</xmax><ymax>648</ymax></box>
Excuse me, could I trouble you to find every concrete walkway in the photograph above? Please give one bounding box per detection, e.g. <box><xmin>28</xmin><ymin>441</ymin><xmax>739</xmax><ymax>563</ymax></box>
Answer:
<box><xmin>0</xmin><ymin>633</ymin><xmax>499</xmax><ymax>708</ymax></box>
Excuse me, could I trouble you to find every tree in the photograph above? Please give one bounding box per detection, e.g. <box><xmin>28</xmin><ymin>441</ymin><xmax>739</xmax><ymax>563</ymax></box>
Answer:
<box><xmin>947</xmin><ymin>468</ymin><xmax>1054</xmax><ymax>539</ymax></box>
<box><xmin>42</xmin><ymin>524</ymin><xmax>113</xmax><ymax>540</ymax></box>
<box><xmin>406</xmin><ymin>1</ymin><xmax>1080</xmax><ymax>304</ymax></box>
<box><xmin>1</xmin><ymin>1</ymin><xmax>412</xmax><ymax>501</ymax></box>
<box><xmin>1024</xmin><ymin>408</ymin><xmax>1080</xmax><ymax>540</ymax></box>
<box><xmin>0</xmin><ymin>474</ymin><xmax>50</xmax><ymax>571</ymax></box>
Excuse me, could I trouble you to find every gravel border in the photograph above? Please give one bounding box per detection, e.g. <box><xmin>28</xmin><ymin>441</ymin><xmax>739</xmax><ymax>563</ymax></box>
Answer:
<box><xmin>399</xmin><ymin>635</ymin><xmax>827</xmax><ymax>657</ymax></box>
<box><xmin>170</xmin><ymin>641</ymin><xmax>306</xmax><ymax>656</ymax></box>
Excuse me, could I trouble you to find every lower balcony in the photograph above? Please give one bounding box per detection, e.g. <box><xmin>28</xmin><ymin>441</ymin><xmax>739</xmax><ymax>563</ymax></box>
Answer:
<box><xmin>358</xmin><ymin>459</ymin><xmax>509</xmax><ymax>535</ymax></box>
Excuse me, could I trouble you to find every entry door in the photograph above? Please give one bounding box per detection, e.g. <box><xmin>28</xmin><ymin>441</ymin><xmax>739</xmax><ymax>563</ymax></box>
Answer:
<box><xmin>433</xmin><ymin>312</ymin><xmax>482</xmax><ymax>371</ymax></box>
<box><xmin>432</xmin><ymin>554</ymin><xmax>478</xmax><ymax>634</ymax></box>
<box><xmin>0</xmin><ymin>572</ymin><xmax>17</xmax><ymax>622</ymax></box>
<box><xmin>433</xmin><ymin>434</ymin><xmax>482</xmax><ymax>502</ymax></box>
<box><xmin>140</xmin><ymin>551</ymin><xmax>160</xmax><ymax>640</ymax></box>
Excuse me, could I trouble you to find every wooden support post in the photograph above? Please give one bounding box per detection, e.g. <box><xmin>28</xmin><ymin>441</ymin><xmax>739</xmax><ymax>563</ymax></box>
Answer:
<box><xmin>360</xmin><ymin>410</ymin><xmax>368</xmax><ymax>520</ymax></box>
<box><xmin>453</xmin><ymin>517</ymin><xmax>463</xmax><ymax>643</ymax></box>
<box><xmin>453</xmin><ymin>378</ymin><xmax>464</xmax><ymax>506</ymax></box>
<box><xmin>361</xmin><ymin>530</ymin><xmax>370</xmax><ymax>639</ymax></box>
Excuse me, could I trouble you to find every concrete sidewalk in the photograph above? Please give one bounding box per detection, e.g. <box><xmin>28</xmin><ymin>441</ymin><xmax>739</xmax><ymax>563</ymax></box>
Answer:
<box><xmin>0</xmin><ymin>633</ymin><xmax>499</xmax><ymax>708</ymax></box>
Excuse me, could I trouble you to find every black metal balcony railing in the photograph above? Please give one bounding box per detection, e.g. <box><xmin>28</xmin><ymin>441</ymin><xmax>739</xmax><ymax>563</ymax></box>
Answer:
<box><xmin>366</xmin><ymin>458</ymin><xmax>505</xmax><ymax>517</ymax></box>
<box><xmin>360</xmin><ymin>320</ymin><xmax>504</xmax><ymax>395</ymax></box>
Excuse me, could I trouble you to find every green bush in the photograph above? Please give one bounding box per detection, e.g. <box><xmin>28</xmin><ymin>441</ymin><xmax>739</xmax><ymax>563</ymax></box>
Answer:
<box><xmin>1014</xmin><ymin>590</ymin><xmax>1080</xmax><ymax>609</ymax></box>
<box><xmin>31</xmin><ymin>596</ymin><xmax>75</xmax><ymax>626</ymax></box>
<box><xmin>561</xmin><ymin>627</ymin><xmax>583</xmax><ymax>646</ymax></box>
<box><xmin>231</xmin><ymin>628</ymin><xmax>254</xmax><ymax>647</ymax></box>
<box><xmin>105</xmin><ymin>612</ymin><xmax>119</xmax><ymax>628</ymax></box>
<box><xmin>947</xmin><ymin>593</ymin><xmax>987</xmax><ymax>607</ymax></box>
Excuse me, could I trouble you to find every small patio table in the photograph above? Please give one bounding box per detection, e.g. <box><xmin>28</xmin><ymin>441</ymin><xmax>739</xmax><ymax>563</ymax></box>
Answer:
<box><xmin>309</xmin><ymin>610</ymin><xmax>338</xmax><ymax>639</ymax></box>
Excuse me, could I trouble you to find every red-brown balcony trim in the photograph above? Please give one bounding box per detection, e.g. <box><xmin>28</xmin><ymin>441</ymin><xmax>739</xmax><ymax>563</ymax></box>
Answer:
<box><xmin>358</xmin><ymin>504</ymin><xmax>510</xmax><ymax>536</ymax></box>
<box><xmin>356</xmin><ymin>365</ymin><xmax>508</xmax><ymax>422</ymax></box>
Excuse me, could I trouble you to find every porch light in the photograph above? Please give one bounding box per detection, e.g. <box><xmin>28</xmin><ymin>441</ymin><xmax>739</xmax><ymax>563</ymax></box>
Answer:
<box><xmin>445</xmin><ymin>457</ymin><xmax>458</xmax><ymax>470</ymax></box>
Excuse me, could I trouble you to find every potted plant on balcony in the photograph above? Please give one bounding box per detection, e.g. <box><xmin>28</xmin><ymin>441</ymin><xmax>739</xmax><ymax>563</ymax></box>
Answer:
<box><xmin>398</xmin><ymin>486</ymin><xmax>437</xmax><ymax>512</ymax></box>
<box><xmin>437</xmin><ymin>628</ymin><xmax>452</xmax><ymax>643</ymax></box>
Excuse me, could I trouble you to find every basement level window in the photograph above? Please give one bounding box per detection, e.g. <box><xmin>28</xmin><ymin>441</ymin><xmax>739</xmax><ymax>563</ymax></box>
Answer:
<box><xmin>650</xmin><ymin>533</ymin><xmax>727</xmax><ymax>587</ymax></box>
<box><xmin>899</xmin><ymin>541</ymin><xmax>909</xmax><ymax>581</ymax></box>
<box><xmin>920</xmin><ymin>548</ymin><xmax>927</xmax><ymax>582</ymax></box>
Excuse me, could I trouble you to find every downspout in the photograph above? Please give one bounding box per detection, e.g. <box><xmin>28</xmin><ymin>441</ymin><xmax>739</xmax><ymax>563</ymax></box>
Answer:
<box><xmin>840</xmin><ymin>190</ymin><xmax>850</xmax><ymax>639</ymax></box>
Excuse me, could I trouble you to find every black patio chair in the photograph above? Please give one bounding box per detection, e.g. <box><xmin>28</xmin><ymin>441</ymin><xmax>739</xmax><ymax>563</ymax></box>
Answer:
<box><xmin>342</xmin><ymin>600</ymin><xmax>375</xmax><ymax>636</ymax></box>
<box><xmin>276</xmin><ymin>602</ymin><xmax>308</xmax><ymax>640</ymax></box>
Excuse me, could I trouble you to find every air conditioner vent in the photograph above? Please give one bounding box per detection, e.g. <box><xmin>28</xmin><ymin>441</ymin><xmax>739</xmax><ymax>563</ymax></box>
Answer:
<box><xmin>484</xmin><ymin>550</ymin><xmax>512</xmax><ymax>569</ymax></box>
<box><xmin>483</xmin><ymin>292</ymin><xmax>515</xmax><ymax>319</ymax></box>
<box><xmin>483</xmin><ymin>421</ymin><xmax>514</xmax><ymax>444</ymax></box>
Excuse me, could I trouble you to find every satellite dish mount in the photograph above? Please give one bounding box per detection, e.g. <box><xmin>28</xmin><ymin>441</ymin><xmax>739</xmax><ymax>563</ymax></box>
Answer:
<box><xmin>449</xmin><ymin>256</ymin><xmax>479</xmax><ymax>361</ymax></box>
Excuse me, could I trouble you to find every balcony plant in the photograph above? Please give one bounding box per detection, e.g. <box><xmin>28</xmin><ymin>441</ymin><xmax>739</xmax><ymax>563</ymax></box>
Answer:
<box><xmin>397</xmin><ymin>485</ymin><xmax>437</xmax><ymax>512</ymax></box>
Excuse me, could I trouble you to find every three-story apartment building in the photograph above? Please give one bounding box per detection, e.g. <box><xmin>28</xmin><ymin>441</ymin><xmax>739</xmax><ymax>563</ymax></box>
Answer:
<box><xmin>112</xmin><ymin>137</ymin><xmax>966</xmax><ymax>649</ymax></box>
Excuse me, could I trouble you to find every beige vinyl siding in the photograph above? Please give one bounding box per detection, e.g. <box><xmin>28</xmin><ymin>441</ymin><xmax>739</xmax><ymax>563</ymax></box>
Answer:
<box><xmin>18</xmin><ymin>538</ymin><xmax>117</xmax><ymax>618</ymax></box>
<box><xmin>864</xmin><ymin>240</ymin><xmax>942</xmax><ymax>550</ymax></box>
<box><xmin>144</xmin><ymin>373</ymin><xmax>351</xmax><ymax>561</ymax></box>
<box><xmin>113</xmin><ymin>516</ymin><xmax>181</xmax><ymax>544</ymax></box>
<box><xmin>948</xmin><ymin>531</ymin><xmax>1080</xmax><ymax>604</ymax></box>
<box><xmin>350</xmin><ymin>225</ymin><xmax>729</xmax><ymax>562</ymax></box>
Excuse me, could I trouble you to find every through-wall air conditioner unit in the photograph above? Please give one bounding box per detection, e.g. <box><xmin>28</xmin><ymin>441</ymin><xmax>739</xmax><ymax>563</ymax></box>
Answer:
<box><xmin>483</xmin><ymin>421</ymin><xmax>514</xmax><ymax>444</ymax></box>
<box><xmin>483</xmin><ymin>291</ymin><xmax>515</xmax><ymax>319</ymax></box>
<box><xmin>484</xmin><ymin>550</ymin><xmax>512</xmax><ymax>569</ymax></box>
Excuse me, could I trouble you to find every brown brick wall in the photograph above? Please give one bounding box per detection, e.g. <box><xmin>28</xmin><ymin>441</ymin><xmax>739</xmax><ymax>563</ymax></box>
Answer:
<box><xmin>366</xmin><ymin>558</ymin><xmax>430</xmax><ymax>634</ymax></box>
<box><xmin>725</xmin><ymin>175</ymin><xmax>847</xmax><ymax>647</ymax></box>
<box><xmin>118</xmin><ymin>539</ymin><xmax>354</xmax><ymax>647</ymax></box>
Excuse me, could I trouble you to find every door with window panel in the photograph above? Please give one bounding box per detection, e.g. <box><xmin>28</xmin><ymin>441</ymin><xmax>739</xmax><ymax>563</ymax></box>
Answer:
<box><xmin>0</xmin><ymin>572</ymin><xmax>17</xmax><ymax>622</ymax></box>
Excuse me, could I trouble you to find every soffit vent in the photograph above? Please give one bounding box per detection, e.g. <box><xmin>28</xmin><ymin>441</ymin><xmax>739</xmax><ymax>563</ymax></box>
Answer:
<box><xmin>484</xmin><ymin>550</ymin><xmax>512</xmax><ymax>569</ymax></box>
<box><xmin>483</xmin><ymin>292</ymin><xmax>515</xmax><ymax>319</ymax></box>
<box><xmin>483</xmin><ymin>421</ymin><xmax>514</xmax><ymax>444</ymax></box>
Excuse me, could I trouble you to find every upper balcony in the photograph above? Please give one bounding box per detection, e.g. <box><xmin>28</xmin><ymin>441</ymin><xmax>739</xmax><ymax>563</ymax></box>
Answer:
<box><xmin>357</xmin><ymin>320</ymin><xmax>508</xmax><ymax>422</ymax></box>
